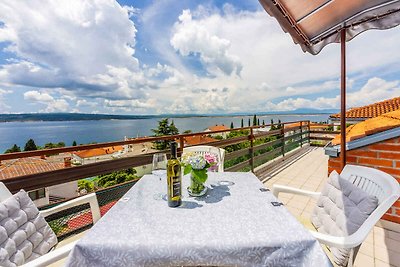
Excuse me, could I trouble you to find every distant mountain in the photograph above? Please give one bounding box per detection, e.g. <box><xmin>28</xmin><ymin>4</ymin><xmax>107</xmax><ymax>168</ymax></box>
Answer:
<box><xmin>0</xmin><ymin>109</ymin><xmax>338</xmax><ymax>122</ymax></box>
<box><xmin>0</xmin><ymin>113</ymin><xmax>156</xmax><ymax>122</ymax></box>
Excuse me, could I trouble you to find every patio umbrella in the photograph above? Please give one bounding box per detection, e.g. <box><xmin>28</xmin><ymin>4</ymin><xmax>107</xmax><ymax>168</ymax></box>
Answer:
<box><xmin>259</xmin><ymin>0</ymin><xmax>400</xmax><ymax>169</ymax></box>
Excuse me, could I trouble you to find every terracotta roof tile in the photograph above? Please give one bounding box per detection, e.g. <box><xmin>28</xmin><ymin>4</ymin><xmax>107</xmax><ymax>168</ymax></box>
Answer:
<box><xmin>330</xmin><ymin>96</ymin><xmax>400</xmax><ymax>119</ymax></box>
<box><xmin>332</xmin><ymin>110</ymin><xmax>400</xmax><ymax>145</ymax></box>
<box><xmin>183</xmin><ymin>135</ymin><xmax>218</xmax><ymax>146</ymax></box>
<box><xmin>207</xmin><ymin>125</ymin><xmax>229</xmax><ymax>131</ymax></box>
<box><xmin>73</xmin><ymin>146</ymin><xmax>123</xmax><ymax>159</ymax></box>
<box><xmin>0</xmin><ymin>157</ymin><xmax>64</xmax><ymax>180</ymax></box>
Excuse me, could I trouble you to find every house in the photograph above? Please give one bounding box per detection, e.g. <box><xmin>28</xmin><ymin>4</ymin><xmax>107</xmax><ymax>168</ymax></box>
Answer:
<box><xmin>330</xmin><ymin>96</ymin><xmax>400</xmax><ymax>128</ymax></box>
<box><xmin>204</xmin><ymin>125</ymin><xmax>230</xmax><ymax>138</ymax></box>
<box><xmin>72</xmin><ymin>146</ymin><xmax>124</xmax><ymax>164</ymax></box>
<box><xmin>325</xmin><ymin>109</ymin><xmax>400</xmax><ymax>225</ymax></box>
<box><xmin>0</xmin><ymin>157</ymin><xmax>77</xmax><ymax>207</ymax></box>
<box><xmin>181</xmin><ymin>135</ymin><xmax>218</xmax><ymax>146</ymax></box>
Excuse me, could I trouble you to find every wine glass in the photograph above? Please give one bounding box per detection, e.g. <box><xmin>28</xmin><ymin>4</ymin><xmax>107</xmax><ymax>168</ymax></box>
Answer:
<box><xmin>152</xmin><ymin>153</ymin><xmax>167</xmax><ymax>201</ymax></box>
<box><xmin>152</xmin><ymin>153</ymin><xmax>167</xmax><ymax>178</ymax></box>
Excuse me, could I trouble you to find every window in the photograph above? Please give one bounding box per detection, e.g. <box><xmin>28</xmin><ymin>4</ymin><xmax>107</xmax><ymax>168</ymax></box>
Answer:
<box><xmin>28</xmin><ymin>188</ymin><xmax>46</xmax><ymax>200</ymax></box>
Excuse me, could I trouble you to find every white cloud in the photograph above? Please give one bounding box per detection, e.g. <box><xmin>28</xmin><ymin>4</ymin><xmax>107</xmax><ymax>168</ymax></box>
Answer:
<box><xmin>76</xmin><ymin>99</ymin><xmax>97</xmax><ymax>107</ymax></box>
<box><xmin>266</xmin><ymin>77</ymin><xmax>399</xmax><ymax>111</ymax></box>
<box><xmin>0</xmin><ymin>88</ymin><xmax>12</xmax><ymax>112</ymax></box>
<box><xmin>1</xmin><ymin>2</ymin><xmax>400</xmax><ymax>115</ymax></box>
<box><xmin>0</xmin><ymin>0</ymin><xmax>146</xmax><ymax>102</ymax></box>
<box><xmin>23</xmin><ymin>90</ymin><xmax>69</xmax><ymax>112</ymax></box>
<box><xmin>171</xmin><ymin>9</ymin><xmax>242</xmax><ymax>76</ymax></box>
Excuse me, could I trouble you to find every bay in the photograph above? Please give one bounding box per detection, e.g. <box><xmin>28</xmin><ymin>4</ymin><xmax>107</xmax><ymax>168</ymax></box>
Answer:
<box><xmin>0</xmin><ymin>114</ymin><xmax>329</xmax><ymax>153</ymax></box>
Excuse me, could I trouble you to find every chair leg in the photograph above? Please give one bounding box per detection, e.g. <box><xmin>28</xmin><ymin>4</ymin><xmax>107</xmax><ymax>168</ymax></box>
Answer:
<box><xmin>348</xmin><ymin>245</ymin><xmax>361</xmax><ymax>267</ymax></box>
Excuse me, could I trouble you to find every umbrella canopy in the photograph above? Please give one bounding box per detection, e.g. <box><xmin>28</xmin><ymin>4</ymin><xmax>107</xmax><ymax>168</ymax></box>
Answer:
<box><xmin>259</xmin><ymin>0</ymin><xmax>400</xmax><ymax>54</ymax></box>
<box><xmin>259</xmin><ymin>0</ymin><xmax>400</xmax><ymax>169</ymax></box>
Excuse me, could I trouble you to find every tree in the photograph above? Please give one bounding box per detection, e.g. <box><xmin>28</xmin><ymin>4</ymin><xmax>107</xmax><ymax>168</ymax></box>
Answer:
<box><xmin>5</xmin><ymin>144</ymin><xmax>21</xmax><ymax>154</ymax></box>
<box><xmin>262</xmin><ymin>120</ymin><xmax>265</xmax><ymax>125</ymax></box>
<box><xmin>24</xmin><ymin>139</ymin><xmax>37</xmax><ymax>151</ymax></box>
<box><xmin>270</xmin><ymin>119</ymin><xmax>276</xmax><ymax>131</ymax></box>
<box><xmin>230</xmin><ymin>122</ymin><xmax>234</xmax><ymax>129</ymax></box>
<box><xmin>241</xmin><ymin>118</ymin><xmax>244</xmax><ymax>128</ymax></box>
<box><xmin>97</xmin><ymin>168</ymin><xmax>138</xmax><ymax>188</ymax></box>
<box><xmin>72</xmin><ymin>140</ymin><xmax>77</xmax><ymax>146</ymax></box>
<box><xmin>183</xmin><ymin>130</ymin><xmax>192</xmax><ymax>134</ymax></box>
<box><xmin>151</xmin><ymin>118</ymin><xmax>180</xmax><ymax>150</ymax></box>
<box><xmin>253</xmin><ymin>114</ymin><xmax>257</xmax><ymax>126</ymax></box>
<box><xmin>248</xmin><ymin>118</ymin><xmax>251</xmax><ymax>127</ymax></box>
<box><xmin>257</xmin><ymin>118</ymin><xmax>260</xmax><ymax>126</ymax></box>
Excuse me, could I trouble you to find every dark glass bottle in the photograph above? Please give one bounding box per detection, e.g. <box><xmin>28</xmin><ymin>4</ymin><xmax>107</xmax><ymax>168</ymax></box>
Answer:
<box><xmin>167</xmin><ymin>142</ymin><xmax>182</xmax><ymax>207</ymax></box>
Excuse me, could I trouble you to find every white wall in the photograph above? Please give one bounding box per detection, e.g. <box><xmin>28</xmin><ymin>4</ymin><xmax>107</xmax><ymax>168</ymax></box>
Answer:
<box><xmin>49</xmin><ymin>181</ymin><xmax>78</xmax><ymax>199</ymax></box>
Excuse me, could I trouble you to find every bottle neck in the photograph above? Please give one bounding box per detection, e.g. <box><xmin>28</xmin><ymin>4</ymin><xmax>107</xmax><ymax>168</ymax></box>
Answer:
<box><xmin>170</xmin><ymin>142</ymin><xmax>177</xmax><ymax>159</ymax></box>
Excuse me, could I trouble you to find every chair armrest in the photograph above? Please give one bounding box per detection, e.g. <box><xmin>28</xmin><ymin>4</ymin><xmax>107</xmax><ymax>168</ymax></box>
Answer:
<box><xmin>40</xmin><ymin>193</ymin><xmax>101</xmax><ymax>224</ymax></box>
<box><xmin>20</xmin><ymin>241</ymin><xmax>77</xmax><ymax>267</ymax></box>
<box><xmin>272</xmin><ymin>184</ymin><xmax>321</xmax><ymax>199</ymax></box>
<box><xmin>310</xmin><ymin>230</ymin><xmax>361</xmax><ymax>249</ymax></box>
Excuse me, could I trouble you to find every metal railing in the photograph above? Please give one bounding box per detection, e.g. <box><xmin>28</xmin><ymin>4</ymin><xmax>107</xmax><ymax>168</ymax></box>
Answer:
<box><xmin>0</xmin><ymin>119</ymin><xmax>337</xmax><ymax>239</ymax></box>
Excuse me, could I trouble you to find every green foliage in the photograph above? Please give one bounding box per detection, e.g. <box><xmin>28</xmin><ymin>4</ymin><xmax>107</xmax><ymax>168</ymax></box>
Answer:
<box><xmin>44</xmin><ymin>142</ymin><xmax>65</xmax><ymax>149</ymax></box>
<box><xmin>253</xmin><ymin>114</ymin><xmax>257</xmax><ymax>126</ymax></box>
<box><xmin>97</xmin><ymin>168</ymin><xmax>138</xmax><ymax>188</ymax></box>
<box><xmin>257</xmin><ymin>118</ymin><xmax>260</xmax><ymax>126</ymax></box>
<box><xmin>230</xmin><ymin>122</ymin><xmax>234</xmax><ymax>129</ymax></box>
<box><xmin>151</xmin><ymin>118</ymin><xmax>180</xmax><ymax>150</ymax></box>
<box><xmin>241</xmin><ymin>118</ymin><xmax>244</xmax><ymax>128</ymax></box>
<box><xmin>183</xmin><ymin>130</ymin><xmax>192</xmax><ymax>134</ymax></box>
<box><xmin>262</xmin><ymin>120</ymin><xmax>265</xmax><ymax>125</ymax></box>
<box><xmin>4</xmin><ymin>144</ymin><xmax>21</xmax><ymax>154</ymax></box>
<box><xmin>248</xmin><ymin>118</ymin><xmax>251</xmax><ymax>127</ymax></box>
<box><xmin>24</xmin><ymin>139</ymin><xmax>37</xmax><ymax>151</ymax></box>
<box><xmin>78</xmin><ymin>180</ymin><xmax>95</xmax><ymax>193</ymax></box>
<box><xmin>213</xmin><ymin>135</ymin><xmax>224</xmax><ymax>140</ymax></box>
<box><xmin>72</xmin><ymin>140</ymin><xmax>77</xmax><ymax>146</ymax></box>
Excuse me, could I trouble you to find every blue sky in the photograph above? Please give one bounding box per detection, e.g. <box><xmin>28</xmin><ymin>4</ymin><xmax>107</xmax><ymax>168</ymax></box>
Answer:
<box><xmin>0</xmin><ymin>0</ymin><xmax>399</xmax><ymax>115</ymax></box>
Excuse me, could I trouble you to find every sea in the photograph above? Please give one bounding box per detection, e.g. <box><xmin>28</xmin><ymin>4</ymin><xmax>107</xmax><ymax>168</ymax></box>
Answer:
<box><xmin>0</xmin><ymin>114</ymin><xmax>329</xmax><ymax>153</ymax></box>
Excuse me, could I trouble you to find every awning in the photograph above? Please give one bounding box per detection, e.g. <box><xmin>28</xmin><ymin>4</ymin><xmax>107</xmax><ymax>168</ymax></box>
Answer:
<box><xmin>259</xmin><ymin>0</ymin><xmax>400</xmax><ymax>54</ymax></box>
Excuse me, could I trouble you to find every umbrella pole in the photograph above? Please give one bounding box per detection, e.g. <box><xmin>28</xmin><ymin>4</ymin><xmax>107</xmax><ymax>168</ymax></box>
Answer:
<box><xmin>340</xmin><ymin>29</ymin><xmax>346</xmax><ymax>170</ymax></box>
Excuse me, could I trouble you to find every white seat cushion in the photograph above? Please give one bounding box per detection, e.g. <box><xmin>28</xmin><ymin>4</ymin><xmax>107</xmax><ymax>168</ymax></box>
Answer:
<box><xmin>311</xmin><ymin>171</ymin><xmax>378</xmax><ymax>266</ymax></box>
<box><xmin>0</xmin><ymin>190</ymin><xmax>57</xmax><ymax>267</ymax></box>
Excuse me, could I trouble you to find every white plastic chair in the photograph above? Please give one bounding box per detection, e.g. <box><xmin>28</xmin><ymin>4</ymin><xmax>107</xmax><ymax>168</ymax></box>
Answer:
<box><xmin>183</xmin><ymin>145</ymin><xmax>226</xmax><ymax>172</ymax></box>
<box><xmin>272</xmin><ymin>164</ymin><xmax>400</xmax><ymax>267</ymax></box>
<box><xmin>0</xmin><ymin>182</ymin><xmax>101</xmax><ymax>267</ymax></box>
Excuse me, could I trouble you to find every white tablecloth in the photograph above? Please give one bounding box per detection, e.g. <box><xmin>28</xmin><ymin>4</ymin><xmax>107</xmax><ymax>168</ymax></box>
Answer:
<box><xmin>65</xmin><ymin>172</ymin><xmax>331</xmax><ymax>267</ymax></box>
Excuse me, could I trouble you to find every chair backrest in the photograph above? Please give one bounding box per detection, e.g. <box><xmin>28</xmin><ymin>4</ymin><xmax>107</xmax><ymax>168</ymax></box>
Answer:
<box><xmin>340</xmin><ymin>164</ymin><xmax>400</xmax><ymax>246</ymax></box>
<box><xmin>340</xmin><ymin>164</ymin><xmax>399</xmax><ymax>205</ymax></box>
<box><xmin>183</xmin><ymin>145</ymin><xmax>225</xmax><ymax>172</ymax></box>
<box><xmin>0</xmin><ymin>182</ymin><xmax>13</xmax><ymax>202</ymax></box>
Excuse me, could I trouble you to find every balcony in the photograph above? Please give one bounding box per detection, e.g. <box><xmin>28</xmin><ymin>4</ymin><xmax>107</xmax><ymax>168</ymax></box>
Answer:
<box><xmin>0</xmin><ymin>121</ymin><xmax>398</xmax><ymax>266</ymax></box>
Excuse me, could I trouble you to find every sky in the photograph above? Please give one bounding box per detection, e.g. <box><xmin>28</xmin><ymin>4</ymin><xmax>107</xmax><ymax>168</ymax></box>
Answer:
<box><xmin>0</xmin><ymin>0</ymin><xmax>399</xmax><ymax>115</ymax></box>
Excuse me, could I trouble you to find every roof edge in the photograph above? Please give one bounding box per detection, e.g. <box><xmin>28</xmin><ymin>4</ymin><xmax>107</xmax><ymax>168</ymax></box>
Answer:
<box><xmin>324</xmin><ymin>126</ymin><xmax>400</xmax><ymax>157</ymax></box>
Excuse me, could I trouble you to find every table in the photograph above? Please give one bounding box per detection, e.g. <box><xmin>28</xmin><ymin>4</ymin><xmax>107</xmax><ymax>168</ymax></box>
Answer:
<box><xmin>65</xmin><ymin>172</ymin><xmax>331</xmax><ymax>267</ymax></box>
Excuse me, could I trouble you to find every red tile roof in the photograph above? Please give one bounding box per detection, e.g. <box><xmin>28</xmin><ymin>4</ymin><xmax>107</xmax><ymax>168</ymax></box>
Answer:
<box><xmin>0</xmin><ymin>157</ymin><xmax>64</xmax><ymax>180</ymax></box>
<box><xmin>330</xmin><ymin>96</ymin><xmax>400</xmax><ymax>119</ymax></box>
<box><xmin>207</xmin><ymin>125</ymin><xmax>229</xmax><ymax>131</ymax></box>
<box><xmin>182</xmin><ymin>135</ymin><xmax>218</xmax><ymax>146</ymax></box>
<box><xmin>73</xmin><ymin>146</ymin><xmax>123</xmax><ymax>159</ymax></box>
<box><xmin>332</xmin><ymin>110</ymin><xmax>400</xmax><ymax>145</ymax></box>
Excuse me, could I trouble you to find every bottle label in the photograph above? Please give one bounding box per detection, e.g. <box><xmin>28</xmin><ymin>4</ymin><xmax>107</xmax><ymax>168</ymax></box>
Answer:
<box><xmin>168</xmin><ymin>162</ymin><xmax>181</xmax><ymax>198</ymax></box>
<box><xmin>171</xmin><ymin>177</ymin><xmax>181</xmax><ymax>198</ymax></box>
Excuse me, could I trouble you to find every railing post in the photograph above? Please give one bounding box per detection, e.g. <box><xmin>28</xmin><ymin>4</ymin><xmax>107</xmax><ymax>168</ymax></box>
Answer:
<box><xmin>300</xmin><ymin>121</ymin><xmax>303</xmax><ymax>147</ymax></box>
<box><xmin>179</xmin><ymin>136</ymin><xmax>184</xmax><ymax>157</ymax></box>
<box><xmin>250</xmin><ymin>127</ymin><xmax>254</xmax><ymax>172</ymax></box>
<box><xmin>281</xmin><ymin>125</ymin><xmax>285</xmax><ymax>157</ymax></box>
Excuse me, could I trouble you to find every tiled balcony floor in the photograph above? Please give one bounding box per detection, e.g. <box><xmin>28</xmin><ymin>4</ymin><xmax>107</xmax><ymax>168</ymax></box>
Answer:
<box><xmin>263</xmin><ymin>147</ymin><xmax>400</xmax><ymax>267</ymax></box>
<box><xmin>50</xmin><ymin>147</ymin><xmax>399</xmax><ymax>266</ymax></box>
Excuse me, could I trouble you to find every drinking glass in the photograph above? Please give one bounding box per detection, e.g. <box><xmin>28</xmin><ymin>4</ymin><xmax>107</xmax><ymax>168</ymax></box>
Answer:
<box><xmin>152</xmin><ymin>153</ymin><xmax>167</xmax><ymax>177</ymax></box>
<box><xmin>152</xmin><ymin>153</ymin><xmax>167</xmax><ymax>201</ymax></box>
